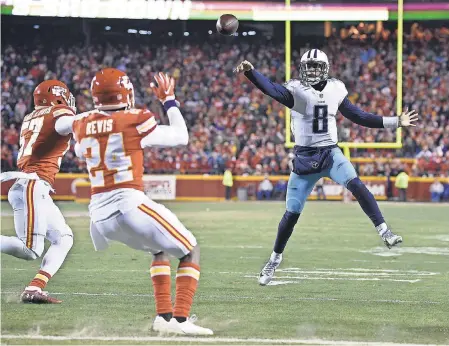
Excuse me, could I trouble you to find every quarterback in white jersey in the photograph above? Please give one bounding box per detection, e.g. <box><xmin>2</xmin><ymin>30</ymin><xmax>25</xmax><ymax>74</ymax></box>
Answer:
<box><xmin>286</xmin><ymin>77</ymin><xmax>348</xmax><ymax>147</ymax></box>
<box><xmin>235</xmin><ymin>49</ymin><xmax>418</xmax><ymax>285</ymax></box>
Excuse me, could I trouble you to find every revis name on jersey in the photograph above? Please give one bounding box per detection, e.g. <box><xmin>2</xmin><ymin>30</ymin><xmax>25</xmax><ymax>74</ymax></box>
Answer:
<box><xmin>285</xmin><ymin>78</ymin><xmax>347</xmax><ymax>147</ymax></box>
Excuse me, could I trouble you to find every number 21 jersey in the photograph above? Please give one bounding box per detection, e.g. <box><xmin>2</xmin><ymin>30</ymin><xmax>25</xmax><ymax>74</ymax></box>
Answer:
<box><xmin>72</xmin><ymin>109</ymin><xmax>157</xmax><ymax>195</ymax></box>
<box><xmin>285</xmin><ymin>78</ymin><xmax>348</xmax><ymax>147</ymax></box>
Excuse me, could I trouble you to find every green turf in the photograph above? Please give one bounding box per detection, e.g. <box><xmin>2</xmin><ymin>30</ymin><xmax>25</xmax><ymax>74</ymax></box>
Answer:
<box><xmin>1</xmin><ymin>201</ymin><xmax>449</xmax><ymax>344</ymax></box>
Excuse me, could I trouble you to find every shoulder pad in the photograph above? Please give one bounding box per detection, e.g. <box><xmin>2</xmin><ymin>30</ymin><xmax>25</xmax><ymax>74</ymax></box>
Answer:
<box><xmin>284</xmin><ymin>78</ymin><xmax>301</xmax><ymax>86</ymax></box>
<box><xmin>328</xmin><ymin>78</ymin><xmax>347</xmax><ymax>91</ymax></box>
<box><xmin>123</xmin><ymin>108</ymin><xmax>143</xmax><ymax>115</ymax></box>
<box><xmin>284</xmin><ymin>79</ymin><xmax>310</xmax><ymax>91</ymax></box>
<box><xmin>75</xmin><ymin>110</ymin><xmax>96</xmax><ymax>120</ymax></box>
<box><xmin>52</xmin><ymin>105</ymin><xmax>75</xmax><ymax>118</ymax></box>
<box><xmin>328</xmin><ymin>77</ymin><xmax>345</xmax><ymax>85</ymax></box>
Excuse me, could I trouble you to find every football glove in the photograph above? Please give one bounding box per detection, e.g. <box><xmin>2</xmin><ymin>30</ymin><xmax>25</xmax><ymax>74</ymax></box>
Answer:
<box><xmin>398</xmin><ymin>109</ymin><xmax>419</xmax><ymax>127</ymax></box>
<box><xmin>234</xmin><ymin>60</ymin><xmax>254</xmax><ymax>73</ymax></box>
<box><xmin>150</xmin><ymin>73</ymin><xmax>175</xmax><ymax>104</ymax></box>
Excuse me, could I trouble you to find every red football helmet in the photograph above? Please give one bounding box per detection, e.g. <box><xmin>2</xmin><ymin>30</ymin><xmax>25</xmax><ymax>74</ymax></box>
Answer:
<box><xmin>91</xmin><ymin>68</ymin><xmax>135</xmax><ymax>110</ymax></box>
<box><xmin>33</xmin><ymin>80</ymin><xmax>76</xmax><ymax>112</ymax></box>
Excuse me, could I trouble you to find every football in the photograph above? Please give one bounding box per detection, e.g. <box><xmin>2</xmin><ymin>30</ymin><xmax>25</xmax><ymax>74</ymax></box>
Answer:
<box><xmin>216</xmin><ymin>14</ymin><xmax>239</xmax><ymax>36</ymax></box>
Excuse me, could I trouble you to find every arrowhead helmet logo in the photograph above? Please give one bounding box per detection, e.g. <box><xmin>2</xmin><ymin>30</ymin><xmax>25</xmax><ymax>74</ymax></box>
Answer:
<box><xmin>311</xmin><ymin>161</ymin><xmax>319</xmax><ymax>169</ymax></box>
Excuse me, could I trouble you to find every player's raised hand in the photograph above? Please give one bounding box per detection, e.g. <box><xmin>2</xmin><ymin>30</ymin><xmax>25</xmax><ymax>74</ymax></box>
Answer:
<box><xmin>233</xmin><ymin>60</ymin><xmax>254</xmax><ymax>74</ymax></box>
<box><xmin>398</xmin><ymin>109</ymin><xmax>419</xmax><ymax>127</ymax></box>
<box><xmin>150</xmin><ymin>72</ymin><xmax>175</xmax><ymax>103</ymax></box>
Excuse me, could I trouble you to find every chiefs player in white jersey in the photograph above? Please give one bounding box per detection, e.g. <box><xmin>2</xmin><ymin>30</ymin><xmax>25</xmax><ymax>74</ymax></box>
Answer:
<box><xmin>0</xmin><ymin>80</ymin><xmax>76</xmax><ymax>303</ymax></box>
<box><xmin>71</xmin><ymin>68</ymin><xmax>213</xmax><ymax>336</ymax></box>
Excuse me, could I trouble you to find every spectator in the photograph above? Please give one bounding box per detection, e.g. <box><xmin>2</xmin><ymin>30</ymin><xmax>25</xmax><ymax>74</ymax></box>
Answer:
<box><xmin>222</xmin><ymin>168</ymin><xmax>233</xmax><ymax>201</ymax></box>
<box><xmin>395</xmin><ymin>170</ymin><xmax>410</xmax><ymax>202</ymax></box>
<box><xmin>429</xmin><ymin>179</ymin><xmax>444</xmax><ymax>202</ymax></box>
<box><xmin>385</xmin><ymin>165</ymin><xmax>393</xmax><ymax>200</ymax></box>
<box><xmin>1</xmin><ymin>22</ymin><xmax>448</xmax><ymax>176</ymax></box>
<box><xmin>14</xmin><ymin>99</ymin><xmax>27</xmax><ymax>123</ymax></box>
<box><xmin>442</xmin><ymin>179</ymin><xmax>449</xmax><ymax>202</ymax></box>
<box><xmin>257</xmin><ymin>174</ymin><xmax>273</xmax><ymax>200</ymax></box>
<box><xmin>272</xmin><ymin>179</ymin><xmax>287</xmax><ymax>200</ymax></box>
<box><xmin>315</xmin><ymin>178</ymin><xmax>326</xmax><ymax>200</ymax></box>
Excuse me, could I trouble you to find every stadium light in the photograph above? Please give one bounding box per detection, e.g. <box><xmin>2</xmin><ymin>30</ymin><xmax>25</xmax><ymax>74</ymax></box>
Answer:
<box><xmin>168</xmin><ymin>31</ymin><xmax>173</xmax><ymax>36</ymax></box>
<box><xmin>208</xmin><ymin>30</ymin><xmax>212</xmax><ymax>35</ymax></box>
<box><xmin>127</xmin><ymin>29</ymin><xmax>137</xmax><ymax>34</ymax></box>
<box><xmin>248</xmin><ymin>31</ymin><xmax>256</xmax><ymax>36</ymax></box>
<box><xmin>105</xmin><ymin>26</ymin><xmax>111</xmax><ymax>31</ymax></box>
<box><xmin>33</xmin><ymin>25</ymin><xmax>40</xmax><ymax>29</ymax></box>
<box><xmin>242</xmin><ymin>32</ymin><xmax>247</xmax><ymax>36</ymax></box>
<box><xmin>184</xmin><ymin>31</ymin><xmax>189</xmax><ymax>36</ymax></box>
<box><xmin>139</xmin><ymin>30</ymin><xmax>148</xmax><ymax>34</ymax></box>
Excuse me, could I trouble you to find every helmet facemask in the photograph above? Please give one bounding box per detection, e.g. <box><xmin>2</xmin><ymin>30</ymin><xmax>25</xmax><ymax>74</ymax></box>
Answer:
<box><xmin>65</xmin><ymin>92</ymin><xmax>77</xmax><ymax>113</ymax></box>
<box><xmin>121</xmin><ymin>76</ymin><xmax>135</xmax><ymax>109</ymax></box>
<box><xmin>49</xmin><ymin>85</ymin><xmax>77</xmax><ymax>113</ymax></box>
<box><xmin>300</xmin><ymin>60</ymin><xmax>329</xmax><ymax>86</ymax></box>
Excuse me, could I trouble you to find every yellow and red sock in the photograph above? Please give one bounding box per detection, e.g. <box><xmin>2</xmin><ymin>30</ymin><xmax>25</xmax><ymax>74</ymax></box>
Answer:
<box><xmin>28</xmin><ymin>270</ymin><xmax>51</xmax><ymax>290</ymax></box>
<box><xmin>150</xmin><ymin>261</ymin><xmax>173</xmax><ymax>317</ymax></box>
<box><xmin>173</xmin><ymin>262</ymin><xmax>200</xmax><ymax>319</ymax></box>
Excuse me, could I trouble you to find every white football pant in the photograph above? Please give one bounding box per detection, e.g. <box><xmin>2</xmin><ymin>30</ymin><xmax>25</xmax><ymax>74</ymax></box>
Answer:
<box><xmin>1</xmin><ymin>178</ymin><xmax>73</xmax><ymax>276</ymax></box>
<box><xmin>90</xmin><ymin>194</ymin><xmax>197</xmax><ymax>259</ymax></box>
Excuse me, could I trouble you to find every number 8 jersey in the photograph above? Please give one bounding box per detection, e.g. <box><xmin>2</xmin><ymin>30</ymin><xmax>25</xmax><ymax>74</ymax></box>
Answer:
<box><xmin>285</xmin><ymin>78</ymin><xmax>348</xmax><ymax>147</ymax></box>
<box><xmin>72</xmin><ymin>108</ymin><xmax>157</xmax><ymax>195</ymax></box>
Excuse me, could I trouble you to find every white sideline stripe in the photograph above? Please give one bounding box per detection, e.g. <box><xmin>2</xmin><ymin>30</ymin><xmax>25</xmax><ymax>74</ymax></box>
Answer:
<box><xmin>0</xmin><ymin>334</ymin><xmax>440</xmax><ymax>346</ymax></box>
<box><xmin>0</xmin><ymin>291</ymin><xmax>441</xmax><ymax>305</ymax></box>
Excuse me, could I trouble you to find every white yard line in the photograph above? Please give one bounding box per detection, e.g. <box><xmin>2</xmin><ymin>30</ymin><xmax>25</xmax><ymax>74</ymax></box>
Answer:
<box><xmin>0</xmin><ymin>334</ymin><xmax>441</xmax><ymax>346</ymax></box>
<box><xmin>244</xmin><ymin>275</ymin><xmax>421</xmax><ymax>283</ymax></box>
<box><xmin>1</xmin><ymin>211</ymin><xmax>90</xmax><ymax>217</ymax></box>
<box><xmin>3</xmin><ymin>267</ymin><xmax>438</xmax><ymax>284</ymax></box>
<box><xmin>3</xmin><ymin>267</ymin><xmax>438</xmax><ymax>275</ymax></box>
<box><xmin>277</xmin><ymin>270</ymin><xmax>437</xmax><ymax>276</ymax></box>
<box><xmin>0</xmin><ymin>291</ymin><xmax>441</xmax><ymax>305</ymax></box>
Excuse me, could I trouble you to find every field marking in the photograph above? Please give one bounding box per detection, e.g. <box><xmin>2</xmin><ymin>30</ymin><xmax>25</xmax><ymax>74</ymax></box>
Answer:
<box><xmin>424</xmin><ymin>235</ymin><xmax>449</xmax><ymax>242</ymax></box>
<box><xmin>0</xmin><ymin>334</ymin><xmax>442</xmax><ymax>346</ymax></box>
<box><xmin>245</xmin><ymin>275</ymin><xmax>421</xmax><ymax>283</ymax></box>
<box><xmin>278</xmin><ymin>268</ymin><xmax>438</xmax><ymax>276</ymax></box>
<box><xmin>1</xmin><ymin>211</ymin><xmax>90</xmax><ymax>218</ymax></box>
<box><xmin>3</xmin><ymin>267</ymin><xmax>439</xmax><ymax>276</ymax></box>
<box><xmin>251</xmin><ymin>267</ymin><xmax>438</xmax><ymax>284</ymax></box>
<box><xmin>361</xmin><ymin>246</ymin><xmax>449</xmax><ymax>257</ymax></box>
<box><xmin>0</xmin><ymin>291</ymin><xmax>442</xmax><ymax>305</ymax></box>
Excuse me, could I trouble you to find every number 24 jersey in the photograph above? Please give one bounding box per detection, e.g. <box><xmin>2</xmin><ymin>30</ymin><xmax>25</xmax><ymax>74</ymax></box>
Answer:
<box><xmin>285</xmin><ymin>78</ymin><xmax>348</xmax><ymax>147</ymax></box>
<box><xmin>72</xmin><ymin>108</ymin><xmax>157</xmax><ymax>196</ymax></box>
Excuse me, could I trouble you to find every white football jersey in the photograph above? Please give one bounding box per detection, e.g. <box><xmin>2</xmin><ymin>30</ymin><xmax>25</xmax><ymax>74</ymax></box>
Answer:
<box><xmin>285</xmin><ymin>78</ymin><xmax>348</xmax><ymax>147</ymax></box>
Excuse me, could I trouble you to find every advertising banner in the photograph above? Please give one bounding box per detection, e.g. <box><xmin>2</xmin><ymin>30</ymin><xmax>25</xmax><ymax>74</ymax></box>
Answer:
<box><xmin>143</xmin><ymin>175</ymin><xmax>176</xmax><ymax>200</ymax></box>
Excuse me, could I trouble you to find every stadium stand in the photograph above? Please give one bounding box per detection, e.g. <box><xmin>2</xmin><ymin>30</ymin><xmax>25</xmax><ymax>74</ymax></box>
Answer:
<box><xmin>1</xmin><ymin>20</ymin><xmax>448</xmax><ymax>177</ymax></box>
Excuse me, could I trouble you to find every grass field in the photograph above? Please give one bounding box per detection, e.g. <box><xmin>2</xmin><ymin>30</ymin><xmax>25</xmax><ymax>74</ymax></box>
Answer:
<box><xmin>1</xmin><ymin>201</ymin><xmax>448</xmax><ymax>345</ymax></box>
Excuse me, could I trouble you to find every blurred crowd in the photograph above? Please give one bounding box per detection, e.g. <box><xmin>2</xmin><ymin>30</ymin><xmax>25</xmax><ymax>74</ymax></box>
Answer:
<box><xmin>1</xmin><ymin>23</ymin><xmax>448</xmax><ymax>177</ymax></box>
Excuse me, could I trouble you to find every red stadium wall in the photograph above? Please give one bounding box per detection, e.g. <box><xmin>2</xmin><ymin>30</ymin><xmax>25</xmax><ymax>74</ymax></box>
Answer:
<box><xmin>0</xmin><ymin>174</ymin><xmax>435</xmax><ymax>202</ymax></box>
